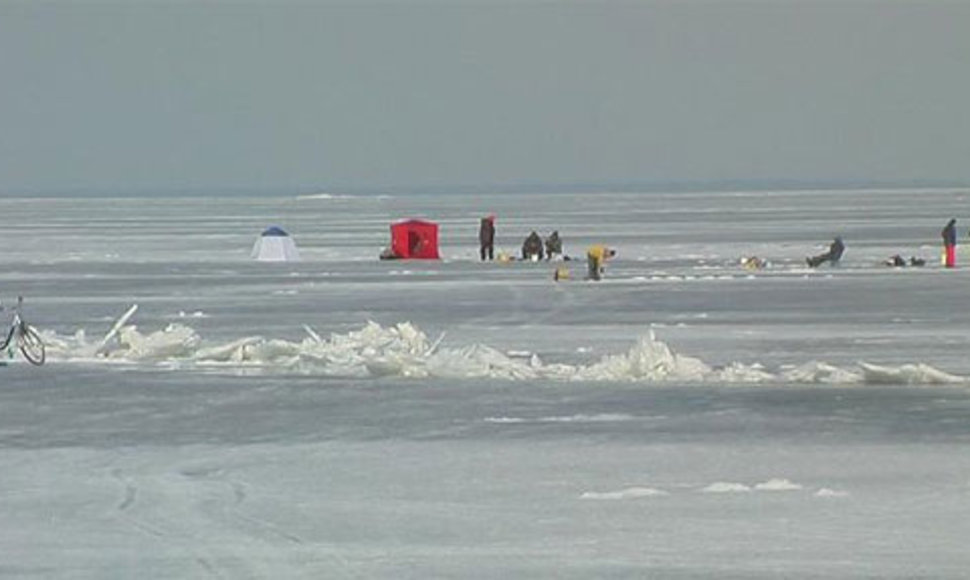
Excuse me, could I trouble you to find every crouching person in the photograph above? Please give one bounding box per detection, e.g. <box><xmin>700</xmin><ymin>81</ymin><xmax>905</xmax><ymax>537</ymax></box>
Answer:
<box><xmin>586</xmin><ymin>244</ymin><xmax>616</xmax><ymax>281</ymax></box>
<box><xmin>545</xmin><ymin>231</ymin><xmax>562</xmax><ymax>261</ymax></box>
<box><xmin>522</xmin><ymin>231</ymin><xmax>544</xmax><ymax>261</ymax></box>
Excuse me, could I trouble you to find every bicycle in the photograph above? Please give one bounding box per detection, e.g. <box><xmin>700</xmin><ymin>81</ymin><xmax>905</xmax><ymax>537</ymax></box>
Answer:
<box><xmin>0</xmin><ymin>296</ymin><xmax>45</xmax><ymax>366</ymax></box>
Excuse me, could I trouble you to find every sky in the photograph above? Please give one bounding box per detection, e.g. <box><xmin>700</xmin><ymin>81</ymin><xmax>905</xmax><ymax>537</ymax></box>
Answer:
<box><xmin>1</xmin><ymin>0</ymin><xmax>968</xmax><ymax>196</ymax></box>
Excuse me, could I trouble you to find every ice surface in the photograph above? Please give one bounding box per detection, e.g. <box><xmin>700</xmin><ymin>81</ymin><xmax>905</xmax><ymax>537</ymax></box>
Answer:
<box><xmin>4</xmin><ymin>189</ymin><xmax>970</xmax><ymax>578</ymax></box>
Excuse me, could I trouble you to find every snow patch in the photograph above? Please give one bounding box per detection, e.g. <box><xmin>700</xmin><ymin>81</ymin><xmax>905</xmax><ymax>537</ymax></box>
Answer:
<box><xmin>753</xmin><ymin>478</ymin><xmax>803</xmax><ymax>491</ymax></box>
<box><xmin>815</xmin><ymin>488</ymin><xmax>850</xmax><ymax>498</ymax></box>
<box><xmin>581</xmin><ymin>487</ymin><xmax>669</xmax><ymax>500</ymax></box>
<box><xmin>701</xmin><ymin>482</ymin><xmax>752</xmax><ymax>493</ymax></box>
<box><xmin>484</xmin><ymin>414</ymin><xmax>636</xmax><ymax>424</ymax></box>
<box><xmin>295</xmin><ymin>192</ymin><xmax>355</xmax><ymax>200</ymax></box>
<box><xmin>175</xmin><ymin>310</ymin><xmax>209</xmax><ymax>319</ymax></box>
<box><xmin>781</xmin><ymin>361</ymin><xmax>861</xmax><ymax>384</ymax></box>
<box><xmin>859</xmin><ymin>362</ymin><xmax>965</xmax><ymax>385</ymax></box>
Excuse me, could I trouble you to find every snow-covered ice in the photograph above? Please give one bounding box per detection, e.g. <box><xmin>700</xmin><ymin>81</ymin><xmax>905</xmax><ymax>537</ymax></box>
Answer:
<box><xmin>3</xmin><ymin>189</ymin><xmax>970</xmax><ymax>578</ymax></box>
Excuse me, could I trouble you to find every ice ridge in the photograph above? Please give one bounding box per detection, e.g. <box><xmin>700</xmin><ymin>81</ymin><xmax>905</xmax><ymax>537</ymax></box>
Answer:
<box><xmin>34</xmin><ymin>317</ymin><xmax>968</xmax><ymax>386</ymax></box>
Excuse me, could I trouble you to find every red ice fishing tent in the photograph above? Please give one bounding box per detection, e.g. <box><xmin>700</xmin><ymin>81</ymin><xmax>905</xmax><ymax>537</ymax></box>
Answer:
<box><xmin>389</xmin><ymin>219</ymin><xmax>440</xmax><ymax>259</ymax></box>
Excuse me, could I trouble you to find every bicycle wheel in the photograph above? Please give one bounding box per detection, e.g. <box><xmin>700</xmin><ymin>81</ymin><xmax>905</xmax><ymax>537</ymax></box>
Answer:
<box><xmin>18</xmin><ymin>325</ymin><xmax>45</xmax><ymax>366</ymax></box>
<box><xmin>0</xmin><ymin>325</ymin><xmax>13</xmax><ymax>351</ymax></box>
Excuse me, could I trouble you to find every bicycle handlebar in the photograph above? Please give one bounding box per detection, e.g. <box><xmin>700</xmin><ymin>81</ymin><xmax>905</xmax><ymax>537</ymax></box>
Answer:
<box><xmin>0</xmin><ymin>296</ymin><xmax>26</xmax><ymax>312</ymax></box>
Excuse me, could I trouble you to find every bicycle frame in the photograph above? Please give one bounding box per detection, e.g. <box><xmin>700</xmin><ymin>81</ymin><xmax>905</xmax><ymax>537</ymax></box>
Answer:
<box><xmin>0</xmin><ymin>296</ymin><xmax>46</xmax><ymax>365</ymax></box>
<box><xmin>0</xmin><ymin>297</ymin><xmax>22</xmax><ymax>349</ymax></box>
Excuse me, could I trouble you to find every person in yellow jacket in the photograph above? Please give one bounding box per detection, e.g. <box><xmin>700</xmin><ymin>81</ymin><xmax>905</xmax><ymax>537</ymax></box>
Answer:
<box><xmin>586</xmin><ymin>244</ymin><xmax>616</xmax><ymax>281</ymax></box>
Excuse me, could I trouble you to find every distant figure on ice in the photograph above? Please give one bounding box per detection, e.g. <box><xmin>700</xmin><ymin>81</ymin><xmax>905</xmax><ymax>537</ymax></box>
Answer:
<box><xmin>586</xmin><ymin>244</ymin><xmax>616</xmax><ymax>281</ymax></box>
<box><xmin>942</xmin><ymin>218</ymin><xmax>956</xmax><ymax>268</ymax></box>
<box><xmin>806</xmin><ymin>237</ymin><xmax>845</xmax><ymax>268</ymax></box>
<box><xmin>883</xmin><ymin>254</ymin><xmax>925</xmax><ymax>268</ymax></box>
<box><xmin>522</xmin><ymin>231</ymin><xmax>544</xmax><ymax>261</ymax></box>
<box><xmin>544</xmin><ymin>231</ymin><xmax>562</xmax><ymax>261</ymax></box>
<box><xmin>479</xmin><ymin>215</ymin><xmax>495</xmax><ymax>261</ymax></box>
<box><xmin>379</xmin><ymin>247</ymin><xmax>401</xmax><ymax>260</ymax></box>
<box><xmin>884</xmin><ymin>254</ymin><xmax>906</xmax><ymax>267</ymax></box>
<box><xmin>739</xmin><ymin>256</ymin><xmax>767</xmax><ymax>270</ymax></box>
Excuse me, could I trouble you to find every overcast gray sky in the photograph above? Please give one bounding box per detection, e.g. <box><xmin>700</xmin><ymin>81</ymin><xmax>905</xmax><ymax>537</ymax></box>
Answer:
<box><xmin>1</xmin><ymin>0</ymin><xmax>968</xmax><ymax>195</ymax></box>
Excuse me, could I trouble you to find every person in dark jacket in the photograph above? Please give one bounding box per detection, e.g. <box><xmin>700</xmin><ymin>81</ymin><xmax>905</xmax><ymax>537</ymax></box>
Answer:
<box><xmin>479</xmin><ymin>215</ymin><xmax>495</xmax><ymax>261</ymax></box>
<box><xmin>830</xmin><ymin>237</ymin><xmax>845</xmax><ymax>263</ymax></box>
<box><xmin>522</xmin><ymin>231</ymin><xmax>544</xmax><ymax>261</ymax></box>
<box><xmin>807</xmin><ymin>236</ymin><xmax>845</xmax><ymax>268</ymax></box>
<box><xmin>544</xmin><ymin>231</ymin><xmax>562</xmax><ymax>261</ymax></box>
<box><xmin>942</xmin><ymin>218</ymin><xmax>956</xmax><ymax>268</ymax></box>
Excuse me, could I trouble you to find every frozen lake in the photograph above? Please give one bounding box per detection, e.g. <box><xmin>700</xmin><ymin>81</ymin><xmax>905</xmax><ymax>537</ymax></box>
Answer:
<box><xmin>2</xmin><ymin>189</ymin><xmax>970</xmax><ymax>577</ymax></box>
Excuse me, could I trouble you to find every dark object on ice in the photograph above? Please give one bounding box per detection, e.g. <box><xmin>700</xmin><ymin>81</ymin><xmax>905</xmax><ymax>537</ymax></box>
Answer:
<box><xmin>522</xmin><ymin>231</ymin><xmax>544</xmax><ymax>261</ymax></box>
<box><xmin>806</xmin><ymin>237</ymin><xmax>845</xmax><ymax>268</ymax></box>
<box><xmin>884</xmin><ymin>254</ymin><xmax>906</xmax><ymax>267</ymax></box>
<box><xmin>379</xmin><ymin>247</ymin><xmax>401</xmax><ymax>260</ymax></box>
<box><xmin>883</xmin><ymin>254</ymin><xmax>926</xmax><ymax>268</ymax></box>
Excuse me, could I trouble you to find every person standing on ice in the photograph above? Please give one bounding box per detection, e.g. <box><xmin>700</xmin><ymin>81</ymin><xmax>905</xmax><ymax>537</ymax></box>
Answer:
<box><xmin>479</xmin><ymin>215</ymin><xmax>495</xmax><ymax>261</ymax></box>
<box><xmin>942</xmin><ymin>218</ymin><xmax>957</xmax><ymax>268</ymax></box>
<box><xmin>586</xmin><ymin>244</ymin><xmax>616</xmax><ymax>281</ymax></box>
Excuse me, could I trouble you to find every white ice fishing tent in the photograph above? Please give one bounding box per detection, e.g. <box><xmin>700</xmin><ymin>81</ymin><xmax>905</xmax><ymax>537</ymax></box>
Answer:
<box><xmin>251</xmin><ymin>226</ymin><xmax>301</xmax><ymax>262</ymax></box>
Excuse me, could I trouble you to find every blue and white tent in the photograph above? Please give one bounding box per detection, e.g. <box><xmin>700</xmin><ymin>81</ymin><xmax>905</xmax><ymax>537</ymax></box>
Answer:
<box><xmin>251</xmin><ymin>226</ymin><xmax>301</xmax><ymax>262</ymax></box>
